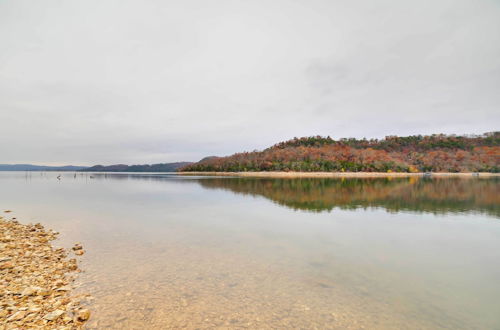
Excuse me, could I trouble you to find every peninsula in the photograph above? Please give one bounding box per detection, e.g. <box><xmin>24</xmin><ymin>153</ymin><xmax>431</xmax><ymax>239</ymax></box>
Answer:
<box><xmin>180</xmin><ymin>132</ymin><xmax>499</xmax><ymax>174</ymax></box>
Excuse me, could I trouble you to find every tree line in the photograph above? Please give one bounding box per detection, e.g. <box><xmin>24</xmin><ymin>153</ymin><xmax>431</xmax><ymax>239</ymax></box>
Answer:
<box><xmin>181</xmin><ymin>132</ymin><xmax>499</xmax><ymax>173</ymax></box>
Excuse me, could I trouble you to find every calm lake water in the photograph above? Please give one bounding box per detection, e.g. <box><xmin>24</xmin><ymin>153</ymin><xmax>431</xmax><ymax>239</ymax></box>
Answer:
<box><xmin>1</xmin><ymin>172</ymin><xmax>499</xmax><ymax>329</ymax></box>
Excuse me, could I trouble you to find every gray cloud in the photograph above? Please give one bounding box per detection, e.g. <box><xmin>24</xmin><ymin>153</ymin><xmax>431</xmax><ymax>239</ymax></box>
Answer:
<box><xmin>1</xmin><ymin>0</ymin><xmax>499</xmax><ymax>165</ymax></box>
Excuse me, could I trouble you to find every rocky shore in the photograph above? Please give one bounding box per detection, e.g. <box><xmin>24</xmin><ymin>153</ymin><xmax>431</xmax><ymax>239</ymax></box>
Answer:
<box><xmin>0</xmin><ymin>212</ymin><xmax>90</xmax><ymax>329</ymax></box>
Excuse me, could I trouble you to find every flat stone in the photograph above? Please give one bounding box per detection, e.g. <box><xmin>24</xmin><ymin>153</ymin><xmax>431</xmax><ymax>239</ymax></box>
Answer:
<box><xmin>44</xmin><ymin>309</ymin><xmax>65</xmax><ymax>321</ymax></box>
<box><xmin>21</xmin><ymin>286</ymin><xmax>37</xmax><ymax>296</ymax></box>
<box><xmin>7</xmin><ymin>310</ymin><xmax>26</xmax><ymax>321</ymax></box>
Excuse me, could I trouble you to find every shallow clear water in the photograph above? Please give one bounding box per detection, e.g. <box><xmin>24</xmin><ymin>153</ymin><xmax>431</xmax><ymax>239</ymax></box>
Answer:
<box><xmin>1</xmin><ymin>172</ymin><xmax>499</xmax><ymax>329</ymax></box>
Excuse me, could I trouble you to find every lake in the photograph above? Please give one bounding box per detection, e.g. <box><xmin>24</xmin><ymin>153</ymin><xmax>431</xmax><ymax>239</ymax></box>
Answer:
<box><xmin>0</xmin><ymin>172</ymin><xmax>499</xmax><ymax>329</ymax></box>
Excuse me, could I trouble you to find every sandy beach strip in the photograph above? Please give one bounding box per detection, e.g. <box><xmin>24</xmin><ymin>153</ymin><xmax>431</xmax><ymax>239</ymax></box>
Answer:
<box><xmin>0</xmin><ymin>212</ymin><xmax>90</xmax><ymax>329</ymax></box>
<box><xmin>176</xmin><ymin>171</ymin><xmax>500</xmax><ymax>178</ymax></box>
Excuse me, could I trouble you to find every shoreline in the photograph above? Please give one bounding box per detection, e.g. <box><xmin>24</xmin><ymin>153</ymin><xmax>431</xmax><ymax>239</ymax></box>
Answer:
<box><xmin>0</xmin><ymin>213</ymin><xmax>90</xmax><ymax>328</ymax></box>
<box><xmin>176</xmin><ymin>171</ymin><xmax>500</xmax><ymax>178</ymax></box>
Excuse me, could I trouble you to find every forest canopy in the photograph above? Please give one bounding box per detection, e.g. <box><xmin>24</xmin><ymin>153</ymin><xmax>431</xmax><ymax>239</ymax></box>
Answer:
<box><xmin>181</xmin><ymin>132</ymin><xmax>500</xmax><ymax>173</ymax></box>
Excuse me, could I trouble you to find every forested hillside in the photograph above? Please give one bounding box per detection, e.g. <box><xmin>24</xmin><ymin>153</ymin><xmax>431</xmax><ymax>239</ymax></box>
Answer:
<box><xmin>181</xmin><ymin>132</ymin><xmax>499</xmax><ymax>173</ymax></box>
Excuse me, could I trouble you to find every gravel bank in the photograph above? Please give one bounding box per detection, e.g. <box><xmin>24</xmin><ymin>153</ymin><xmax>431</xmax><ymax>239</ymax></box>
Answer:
<box><xmin>0</xmin><ymin>212</ymin><xmax>90</xmax><ymax>329</ymax></box>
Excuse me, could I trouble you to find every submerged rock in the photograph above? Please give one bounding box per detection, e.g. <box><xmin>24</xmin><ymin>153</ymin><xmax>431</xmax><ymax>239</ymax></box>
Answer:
<box><xmin>76</xmin><ymin>309</ymin><xmax>91</xmax><ymax>321</ymax></box>
<box><xmin>74</xmin><ymin>249</ymin><xmax>85</xmax><ymax>256</ymax></box>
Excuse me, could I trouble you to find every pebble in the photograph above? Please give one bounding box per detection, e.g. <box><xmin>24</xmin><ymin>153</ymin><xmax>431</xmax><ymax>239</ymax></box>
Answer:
<box><xmin>77</xmin><ymin>309</ymin><xmax>91</xmax><ymax>321</ymax></box>
<box><xmin>21</xmin><ymin>286</ymin><xmax>38</xmax><ymax>296</ymax></box>
<box><xmin>7</xmin><ymin>310</ymin><xmax>27</xmax><ymax>321</ymax></box>
<box><xmin>44</xmin><ymin>309</ymin><xmax>65</xmax><ymax>321</ymax></box>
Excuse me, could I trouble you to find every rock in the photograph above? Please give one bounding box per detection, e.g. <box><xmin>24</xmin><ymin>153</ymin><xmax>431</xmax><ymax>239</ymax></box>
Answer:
<box><xmin>28</xmin><ymin>306</ymin><xmax>42</xmax><ymax>313</ymax></box>
<box><xmin>37</xmin><ymin>289</ymin><xmax>51</xmax><ymax>296</ymax></box>
<box><xmin>60</xmin><ymin>298</ymin><xmax>71</xmax><ymax>305</ymax></box>
<box><xmin>76</xmin><ymin>309</ymin><xmax>91</xmax><ymax>321</ymax></box>
<box><xmin>63</xmin><ymin>315</ymin><xmax>73</xmax><ymax>324</ymax></box>
<box><xmin>22</xmin><ymin>312</ymin><xmax>34</xmax><ymax>320</ymax></box>
<box><xmin>68</xmin><ymin>259</ymin><xmax>78</xmax><ymax>271</ymax></box>
<box><xmin>56</xmin><ymin>286</ymin><xmax>71</xmax><ymax>291</ymax></box>
<box><xmin>7</xmin><ymin>310</ymin><xmax>26</xmax><ymax>321</ymax></box>
<box><xmin>43</xmin><ymin>309</ymin><xmax>65</xmax><ymax>321</ymax></box>
<box><xmin>21</xmin><ymin>286</ymin><xmax>37</xmax><ymax>296</ymax></box>
<box><xmin>0</xmin><ymin>261</ymin><xmax>14</xmax><ymax>270</ymax></box>
<box><xmin>74</xmin><ymin>249</ymin><xmax>85</xmax><ymax>256</ymax></box>
<box><xmin>72</xmin><ymin>243</ymin><xmax>83</xmax><ymax>251</ymax></box>
<box><xmin>53</xmin><ymin>279</ymin><xmax>65</xmax><ymax>287</ymax></box>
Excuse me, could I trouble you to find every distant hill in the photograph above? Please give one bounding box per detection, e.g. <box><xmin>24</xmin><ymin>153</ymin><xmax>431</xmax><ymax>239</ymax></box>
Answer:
<box><xmin>181</xmin><ymin>132</ymin><xmax>500</xmax><ymax>173</ymax></box>
<box><xmin>198</xmin><ymin>156</ymin><xmax>219</xmax><ymax>162</ymax></box>
<box><xmin>81</xmin><ymin>162</ymin><xmax>192</xmax><ymax>172</ymax></box>
<box><xmin>0</xmin><ymin>164</ymin><xmax>88</xmax><ymax>171</ymax></box>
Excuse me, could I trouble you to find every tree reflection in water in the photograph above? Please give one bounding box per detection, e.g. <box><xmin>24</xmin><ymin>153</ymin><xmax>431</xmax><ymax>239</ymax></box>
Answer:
<box><xmin>198</xmin><ymin>177</ymin><xmax>500</xmax><ymax>217</ymax></box>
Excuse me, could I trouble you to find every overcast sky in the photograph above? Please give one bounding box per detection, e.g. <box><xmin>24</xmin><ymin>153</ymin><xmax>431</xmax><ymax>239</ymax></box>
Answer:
<box><xmin>1</xmin><ymin>0</ymin><xmax>499</xmax><ymax>165</ymax></box>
